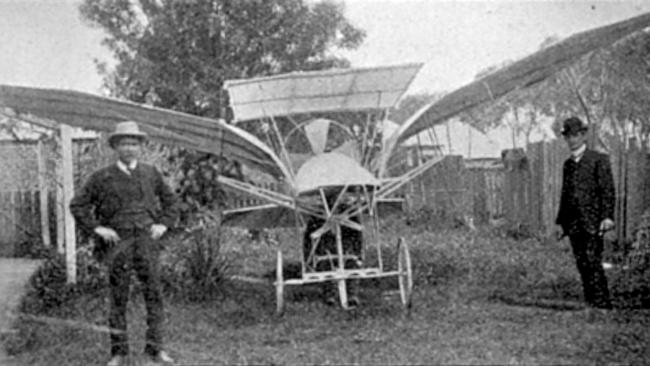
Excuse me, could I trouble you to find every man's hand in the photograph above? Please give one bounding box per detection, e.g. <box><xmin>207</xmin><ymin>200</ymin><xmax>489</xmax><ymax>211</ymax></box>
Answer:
<box><xmin>94</xmin><ymin>226</ymin><xmax>120</xmax><ymax>243</ymax></box>
<box><xmin>599</xmin><ymin>218</ymin><xmax>615</xmax><ymax>233</ymax></box>
<box><xmin>150</xmin><ymin>224</ymin><xmax>168</xmax><ymax>240</ymax></box>
<box><xmin>554</xmin><ymin>225</ymin><xmax>565</xmax><ymax>241</ymax></box>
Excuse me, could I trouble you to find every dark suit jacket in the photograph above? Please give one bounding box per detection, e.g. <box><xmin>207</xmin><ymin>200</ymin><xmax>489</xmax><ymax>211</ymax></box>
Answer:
<box><xmin>555</xmin><ymin>149</ymin><xmax>616</xmax><ymax>235</ymax></box>
<box><xmin>70</xmin><ymin>163</ymin><xmax>178</xmax><ymax>234</ymax></box>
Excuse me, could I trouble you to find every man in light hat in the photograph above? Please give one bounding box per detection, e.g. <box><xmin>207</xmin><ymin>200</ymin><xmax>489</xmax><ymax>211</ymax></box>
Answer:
<box><xmin>555</xmin><ymin>116</ymin><xmax>615</xmax><ymax>310</ymax></box>
<box><xmin>70</xmin><ymin>121</ymin><xmax>178</xmax><ymax>365</ymax></box>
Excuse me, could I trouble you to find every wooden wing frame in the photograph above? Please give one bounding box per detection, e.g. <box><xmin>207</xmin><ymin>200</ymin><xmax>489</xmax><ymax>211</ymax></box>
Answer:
<box><xmin>0</xmin><ymin>85</ymin><xmax>291</xmax><ymax>181</ymax></box>
<box><xmin>378</xmin><ymin>11</ymin><xmax>650</xmax><ymax>178</ymax></box>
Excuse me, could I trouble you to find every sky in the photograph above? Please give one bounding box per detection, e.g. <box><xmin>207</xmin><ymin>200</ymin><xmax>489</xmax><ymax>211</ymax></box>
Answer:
<box><xmin>1</xmin><ymin>0</ymin><xmax>650</xmax><ymax>96</ymax></box>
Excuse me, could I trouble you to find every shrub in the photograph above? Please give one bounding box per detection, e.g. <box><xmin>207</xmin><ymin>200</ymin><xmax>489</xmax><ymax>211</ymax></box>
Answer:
<box><xmin>160</xmin><ymin>215</ymin><xmax>232</xmax><ymax>301</ymax></box>
<box><xmin>19</xmin><ymin>245</ymin><xmax>106</xmax><ymax>316</ymax></box>
<box><xmin>14</xmin><ymin>237</ymin><xmax>51</xmax><ymax>259</ymax></box>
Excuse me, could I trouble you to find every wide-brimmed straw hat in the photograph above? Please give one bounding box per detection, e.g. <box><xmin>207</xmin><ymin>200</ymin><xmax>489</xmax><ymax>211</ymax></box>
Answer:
<box><xmin>108</xmin><ymin>121</ymin><xmax>147</xmax><ymax>147</ymax></box>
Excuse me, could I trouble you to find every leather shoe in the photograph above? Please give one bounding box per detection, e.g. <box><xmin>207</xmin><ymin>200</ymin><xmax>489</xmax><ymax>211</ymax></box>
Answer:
<box><xmin>348</xmin><ymin>296</ymin><xmax>360</xmax><ymax>308</ymax></box>
<box><xmin>106</xmin><ymin>355</ymin><xmax>126</xmax><ymax>366</ymax></box>
<box><xmin>324</xmin><ymin>296</ymin><xmax>337</xmax><ymax>307</ymax></box>
<box><xmin>148</xmin><ymin>350</ymin><xmax>175</xmax><ymax>365</ymax></box>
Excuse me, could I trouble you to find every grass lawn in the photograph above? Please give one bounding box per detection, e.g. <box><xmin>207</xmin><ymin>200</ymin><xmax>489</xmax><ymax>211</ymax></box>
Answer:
<box><xmin>4</xmin><ymin>219</ymin><xmax>650</xmax><ymax>365</ymax></box>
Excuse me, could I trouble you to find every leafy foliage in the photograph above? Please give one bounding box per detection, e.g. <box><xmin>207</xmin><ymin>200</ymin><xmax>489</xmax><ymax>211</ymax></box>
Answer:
<box><xmin>79</xmin><ymin>0</ymin><xmax>365</xmax><ymax>118</ymax></box>
<box><xmin>79</xmin><ymin>0</ymin><xmax>367</xmax><ymax>216</ymax></box>
<box><xmin>460</xmin><ymin>31</ymin><xmax>650</xmax><ymax>149</ymax></box>
<box><xmin>160</xmin><ymin>212</ymin><xmax>234</xmax><ymax>301</ymax></box>
<box><xmin>19</xmin><ymin>246</ymin><xmax>106</xmax><ymax>316</ymax></box>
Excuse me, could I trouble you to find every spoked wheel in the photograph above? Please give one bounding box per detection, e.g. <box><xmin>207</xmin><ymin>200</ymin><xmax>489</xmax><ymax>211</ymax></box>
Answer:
<box><xmin>275</xmin><ymin>249</ymin><xmax>284</xmax><ymax>316</ymax></box>
<box><xmin>397</xmin><ymin>237</ymin><xmax>413</xmax><ymax>309</ymax></box>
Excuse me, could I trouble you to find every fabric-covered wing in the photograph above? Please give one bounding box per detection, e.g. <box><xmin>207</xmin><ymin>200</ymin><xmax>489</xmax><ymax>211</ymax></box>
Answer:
<box><xmin>0</xmin><ymin>85</ymin><xmax>290</xmax><ymax>180</ymax></box>
<box><xmin>224</xmin><ymin>63</ymin><xmax>422</xmax><ymax>122</ymax></box>
<box><xmin>379</xmin><ymin>11</ymin><xmax>650</xmax><ymax>176</ymax></box>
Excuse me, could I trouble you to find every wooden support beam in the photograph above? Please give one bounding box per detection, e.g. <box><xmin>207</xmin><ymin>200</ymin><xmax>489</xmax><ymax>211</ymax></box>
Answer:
<box><xmin>60</xmin><ymin>124</ymin><xmax>76</xmax><ymax>284</ymax></box>
<box><xmin>55</xmin><ymin>166</ymin><xmax>65</xmax><ymax>255</ymax></box>
<box><xmin>37</xmin><ymin>140</ymin><xmax>51</xmax><ymax>248</ymax></box>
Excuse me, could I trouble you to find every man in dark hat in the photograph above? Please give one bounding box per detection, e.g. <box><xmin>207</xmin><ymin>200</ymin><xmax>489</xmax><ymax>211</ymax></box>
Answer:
<box><xmin>555</xmin><ymin>116</ymin><xmax>615</xmax><ymax>310</ymax></box>
<box><xmin>70</xmin><ymin>121</ymin><xmax>178</xmax><ymax>366</ymax></box>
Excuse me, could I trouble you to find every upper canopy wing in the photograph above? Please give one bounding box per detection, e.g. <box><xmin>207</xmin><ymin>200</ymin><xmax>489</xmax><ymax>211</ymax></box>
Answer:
<box><xmin>0</xmin><ymin>85</ymin><xmax>291</xmax><ymax>180</ymax></box>
<box><xmin>379</xmin><ymin>11</ymin><xmax>650</xmax><ymax>176</ymax></box>
<box><xmin>224</xmin><ymin>63</ymin><xmax>423</xmax><ymax>122</ymax></box>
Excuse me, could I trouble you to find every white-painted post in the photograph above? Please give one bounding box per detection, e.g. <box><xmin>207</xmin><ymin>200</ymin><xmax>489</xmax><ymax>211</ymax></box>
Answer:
<box><xmin>37</xmin><ymin>140</ymin><xmax>51</xmax><ymax>248</ymax></box>
<box><xmin>55</xmin><ymin>159</ymin><xmax>65</xmax><ymax>254</ymax></box>
<box><xmin>60</xmin><ymin>124</ymin><xmax>76</xmax><ymax>284</ymax></box>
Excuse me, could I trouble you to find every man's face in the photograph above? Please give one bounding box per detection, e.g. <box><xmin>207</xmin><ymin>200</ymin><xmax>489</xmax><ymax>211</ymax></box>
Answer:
<box><xmin>114</xmin><ymin>137</ymin><xmax>143</xmax><ymax>164</ymax></box>
<box><xmin>563</xmin><ymin>131</ymin><xmax>587</xmax><ymax>151</ymax></box>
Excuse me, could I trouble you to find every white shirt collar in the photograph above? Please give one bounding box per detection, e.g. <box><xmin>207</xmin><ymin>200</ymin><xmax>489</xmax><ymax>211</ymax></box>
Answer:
<box><xmin>571</xmin><ymin>144</ymin><xmax>586</xmax><ymax>162</ymax></box>
<box><xmin>116</xmin><ymin>160</ymin><xmax>137</xmax><ymax>175</ymax></box>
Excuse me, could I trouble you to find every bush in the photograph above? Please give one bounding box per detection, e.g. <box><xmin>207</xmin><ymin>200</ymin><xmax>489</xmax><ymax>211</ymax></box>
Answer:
<box><xmin>160</xmin><ymin>218</ymin><xmax>232</xmax><ymax>301</ymax></box>
<box><xmin>19</xmin><ymin>245</ymin><xmax>106</xmax><ymax>315</ymax></box>
<box><xmin>14</xmin><ymin>237</ymin><xmax>51</xmax><ymax>259</ymax></box>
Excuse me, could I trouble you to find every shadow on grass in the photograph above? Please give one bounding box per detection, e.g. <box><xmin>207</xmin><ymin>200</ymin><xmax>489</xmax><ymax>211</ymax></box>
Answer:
<box><xmin>489</xmin><ymin>266</ymin><xmax>650</xmax><ymax>311</ymax></box>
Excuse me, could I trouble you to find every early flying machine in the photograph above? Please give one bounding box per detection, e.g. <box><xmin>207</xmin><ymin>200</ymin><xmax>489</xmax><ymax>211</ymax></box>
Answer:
<box><xmin>218</xmin><ymin>63</ymin><xmax>429</xmax><ymax>312</ymax></box>
<box><xmin>1</xmin><ymin>10</ymin><xmax>648</xmax><ymax>313</ymax></box>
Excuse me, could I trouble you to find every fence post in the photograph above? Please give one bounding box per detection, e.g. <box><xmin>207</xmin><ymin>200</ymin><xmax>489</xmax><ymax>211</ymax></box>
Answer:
<box><xmin>37</xmin><ymin>139</ymin><xmax>51</xmax><ymax>248</ymax></box>
<box><xmin>61</xmin><ymin>124</ymin><xmax>77</xmax><ymax>284</ymax></box>
<box><xmin>56</xmin><ymin>165</ymin><xmax>65</xmax><ymax>254</ymax></box>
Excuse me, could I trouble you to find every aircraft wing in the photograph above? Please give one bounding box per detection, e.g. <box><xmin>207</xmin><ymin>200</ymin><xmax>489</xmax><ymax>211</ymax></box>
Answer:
<box><xmin>224</xmin><ymin>63</ymin><xmax>422</xmax><ymax>122</ymax></box>
<box><xmin>0</xmin><ymin>85</ymin><xmax>291</xmax><ymax>180</ymax></box>
<box><xmin>379</xmin><ymin>11</ymin><xmax>650</xmax><ymax>176</ymax></box>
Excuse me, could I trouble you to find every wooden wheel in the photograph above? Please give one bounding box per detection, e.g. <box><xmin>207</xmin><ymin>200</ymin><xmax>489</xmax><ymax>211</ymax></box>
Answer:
<box><xmin>275</xmin><ymin>249</ymin><xmax>284</xmax><ymax>315</ymax></box>
<box><xmin>397</xmin><ymin>237</ymin><xmax>413</xmax><ymax>309</ymax></box>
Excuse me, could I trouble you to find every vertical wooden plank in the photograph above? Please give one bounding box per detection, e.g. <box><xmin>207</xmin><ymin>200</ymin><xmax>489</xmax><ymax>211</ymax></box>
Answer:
<box><xmin>614</xmin><ymin>140</ymin><xmax>626</xmax><ymax>244</ymax></box>
<box><xmin>0</xmin><ymin>192</ymin><xmax>4</xmax><ymax>245</ymax></box>
<box><xmin>12</xmin><ymin>191</ymin><xmax>21</xmax><ymax>255</ymax></box>
<box><xmin>529</xmin><ymin>143</ymin><xmax>536</xmax><ymax>234</ymax></box>
<box><xmin>22</xmin><ymin>190</ymin><xmax>34</xmax><ymax>241</ymax></box>
<box><xmin>0</xmin><ymin>192</ymin><xmax>11</xmax><ymax>254</ymax></box>
<box><xmin>48</xmin><ymin>190</ymin><xmax>57</xmax><ymax>247</ymax></box>
<box><xmin>56</xmin><ymin>162</ymin><xmax>65</xmax><ymax>254</ymax></box>
<box><xmin>502</xmin><ymin>150</ymin><xmax>512</xmax><ymax>224</ymax></box>
<box><xmin>61</xmin><ymin>124</ymin><xmax>77</xmax><ymax>284</ymax></box>
<box><xmin>627</xmin><ymin>139</ymin><xmax>644</xmax><ymax>238</ymax></box>
<box><xmin>37</xmin><ymin>139</ymin><xmax>51</xmax><ymax>247</ymax></box>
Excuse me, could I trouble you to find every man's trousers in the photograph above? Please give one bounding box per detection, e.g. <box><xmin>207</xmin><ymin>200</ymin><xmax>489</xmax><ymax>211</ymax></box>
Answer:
<box><xmin>568</xmin><ymin>230</ymin><xmax>612</xmax><ymax>309</ymax></box>
<box><xmin>108</xmin><ymin>228</ymin><xmax>165</xmax><ymax>357</ymax></box>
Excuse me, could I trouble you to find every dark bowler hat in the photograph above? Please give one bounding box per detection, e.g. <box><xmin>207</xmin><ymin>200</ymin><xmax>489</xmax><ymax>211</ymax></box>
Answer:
<box><xmin>561</xmin><ymin>117</ymin><xmax>588</xmax><ymax>136</ymax></box>
<box><xmin>108</xmin><ymin>121</ymin><xmax>148</xmax><ymax>147</ymax></box>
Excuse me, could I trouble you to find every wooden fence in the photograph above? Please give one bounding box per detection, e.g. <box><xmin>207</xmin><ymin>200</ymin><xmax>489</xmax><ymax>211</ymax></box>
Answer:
<box><xmin>0</xmin><ymin>190</ymin><xmax>57</xmax><ymax>256</ymax></box>
<box><xmin>400</xmin><ymin>155</ymin><xmax>505</xmax><ymax>224</ymax></box>
<box><xmin>501</xmin><ymin>141</ymin><xmax>569</xmax><ymax>237</ymax></box>
<box><xmin>502</xmin><ymin>138</ymin><xmax>650</xmax><ymax>241</ymax></box>
<box><xmin>466</xmin><ymin>163</ymin><xmax>505</xmax><ymax>223</ymax></box>
<box><xmin>8</xmin><ymin>135</ymin><xmax>647</xmax><ymax>256</ymax></box>
<box><xmin>0</xmin><ymin>137</ymin><xmax>93</xmax><ymax>257</ymax></box>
